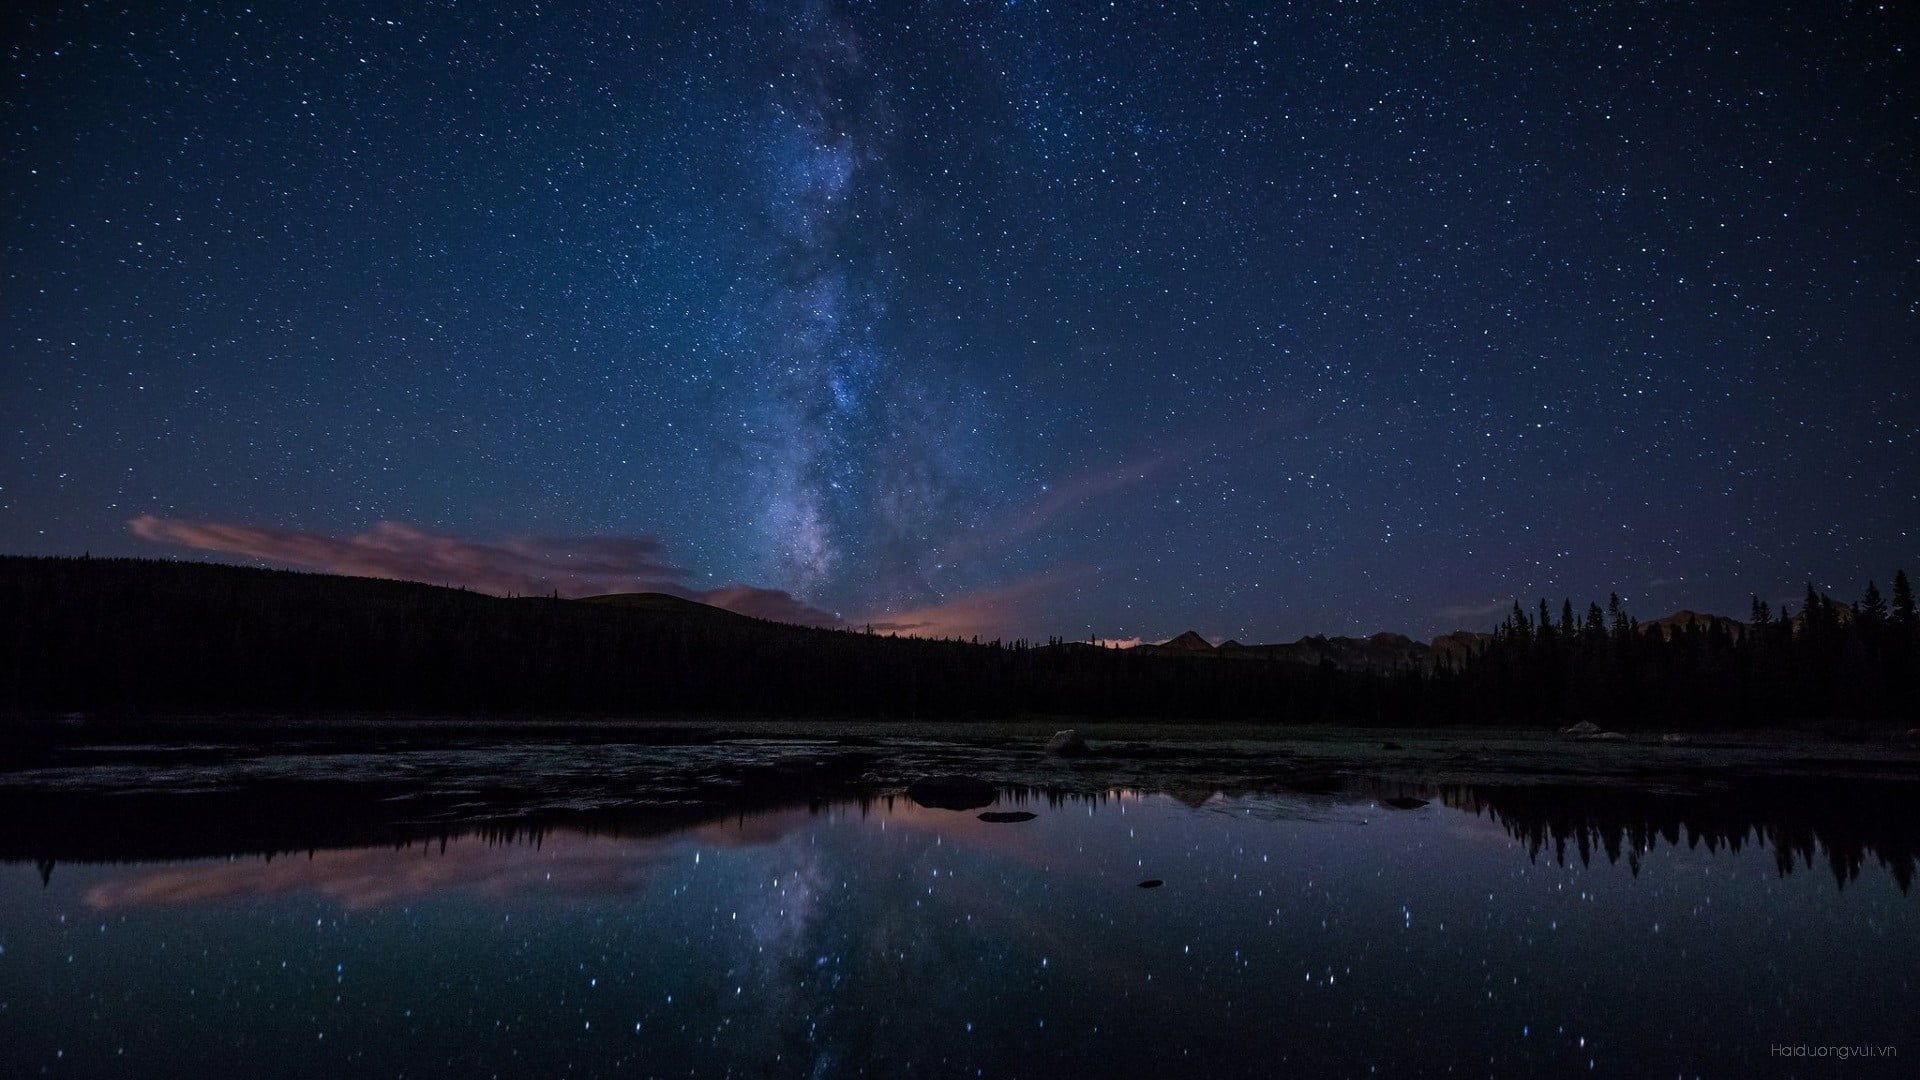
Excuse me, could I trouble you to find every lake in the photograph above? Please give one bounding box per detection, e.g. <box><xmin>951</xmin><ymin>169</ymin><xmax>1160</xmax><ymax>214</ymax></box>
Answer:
<box><xmin>2</xmin><ymin>732</ymin><xmax>1915</xmax><ymax>1078</ymax></box>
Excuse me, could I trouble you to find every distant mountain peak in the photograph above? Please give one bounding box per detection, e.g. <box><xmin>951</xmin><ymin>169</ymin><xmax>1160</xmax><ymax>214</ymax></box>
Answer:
<box><xmin>1159</xmin><ymin>630</ymin><xmax>1215</xmax><ymax>651</ymax></box>
<box><xmin>1643</xmin><ymin>609</ymin><xmax>1745</xmax><ymax>639</ymax></box>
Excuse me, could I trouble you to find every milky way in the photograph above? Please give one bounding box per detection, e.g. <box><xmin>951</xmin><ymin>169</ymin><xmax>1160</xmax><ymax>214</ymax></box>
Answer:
<box><xmin>2</xmin><ymin>0</ymin><xmax>1914</xmax><ymax>640</ymax></box>
<box><xmin>747</xmin><ymin>1</ymin><xmax>984</xmax><ymax>614</ymax></box>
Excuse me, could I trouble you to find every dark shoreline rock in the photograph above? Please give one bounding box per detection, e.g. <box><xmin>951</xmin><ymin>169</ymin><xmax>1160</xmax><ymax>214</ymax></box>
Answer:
<box><xmin>1045</xmin><ymin>729</ymin><xmax>1089</xmax><ymax>757</ymax></box>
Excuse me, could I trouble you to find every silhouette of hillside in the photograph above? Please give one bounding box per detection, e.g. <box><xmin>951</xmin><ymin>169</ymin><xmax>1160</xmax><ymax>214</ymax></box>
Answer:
<box><xmin>0</xmin><ymin>556</ymin><xmax>1366</xmax><ymax>720</ymax></box>
<box><xmin>581</xmin><ymin>591</ymin><xmax>776</xmax><ymax>626</ymax></box>
<box><xmin>1</xmin><ymin>556</ymin><xmax>1913</xmax><ymax>726</ymax></box>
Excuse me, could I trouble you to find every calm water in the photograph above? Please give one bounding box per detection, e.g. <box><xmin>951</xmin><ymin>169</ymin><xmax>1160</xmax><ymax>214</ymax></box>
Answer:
<box><xmin>1</xmin><ymin>788</ymin><xmax>1914</xmax><ymax>1078</ymax></box>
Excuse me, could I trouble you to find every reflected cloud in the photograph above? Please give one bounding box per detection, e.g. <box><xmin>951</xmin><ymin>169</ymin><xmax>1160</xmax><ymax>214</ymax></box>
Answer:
<box><xmin>81</xmin><ymin>810</ymin><xmax>824</xmax><ymax>911</ymax></box>
<box><xmin>82</xmin><ymin>832</ymin><xmax>675</xmax><ymax>911</ymax></box>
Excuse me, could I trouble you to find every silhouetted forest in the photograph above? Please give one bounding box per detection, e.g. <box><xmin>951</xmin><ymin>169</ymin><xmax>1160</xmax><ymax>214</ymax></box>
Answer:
<box><xmin>1449</xmin><ymin>582</ymin><xmax>1917</xmax><ymax>727</ymax></box>
<box><xmin>1</xmin><ymin>556</ymin><xmax>1913</xmax><ymax>726</ymax></box>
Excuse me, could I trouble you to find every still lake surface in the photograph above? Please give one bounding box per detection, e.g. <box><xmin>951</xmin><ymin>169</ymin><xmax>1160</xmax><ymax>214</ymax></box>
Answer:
<box><xmin>1</xmin><ymin>783</ymin><xmax>1915</xmax><ymax>1077</ymax></box>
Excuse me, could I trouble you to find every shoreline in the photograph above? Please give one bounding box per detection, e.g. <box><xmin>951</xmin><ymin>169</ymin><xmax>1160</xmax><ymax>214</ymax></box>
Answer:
<box><xmin>3</xmin><ymin>720</ymin><xmax>1917</xmax><ymax>872</ymax></box>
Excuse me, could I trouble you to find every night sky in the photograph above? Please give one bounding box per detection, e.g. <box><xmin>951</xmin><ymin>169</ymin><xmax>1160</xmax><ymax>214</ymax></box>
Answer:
<box><xmin>3</xmin><ymin>1</ymin><xmax>1915</xmax><ymax>642</ymax></box>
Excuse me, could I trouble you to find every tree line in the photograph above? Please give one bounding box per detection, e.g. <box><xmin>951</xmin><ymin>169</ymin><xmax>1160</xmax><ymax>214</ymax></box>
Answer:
<box><xmin>1440</xmin><ymin>573</ymin><xmax>1916</xmax><ymax>727</ymax></box>
<box><xmin>0</xmin><ymin>556</ymin><xmax>1912</xmax><ymax>728</ymax></box>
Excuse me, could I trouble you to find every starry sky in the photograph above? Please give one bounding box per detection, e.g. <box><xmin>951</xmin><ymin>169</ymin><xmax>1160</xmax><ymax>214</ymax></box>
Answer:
<box><xmin>3</xmin><ymin>0</ymin><xmax>1915</xmax><ymax>642</ymax></box>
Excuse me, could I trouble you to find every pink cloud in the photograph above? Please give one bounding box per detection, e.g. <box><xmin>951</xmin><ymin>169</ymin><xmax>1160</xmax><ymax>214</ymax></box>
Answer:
<box><xmin>128</xmin><ymin>515</ymin><xmax>839</xmax><ymax>627</ymax></box>
<box><xmin>855</xmin><ymin>575</ymin><xmax>1068</xmax><ymax>640</ymax></box>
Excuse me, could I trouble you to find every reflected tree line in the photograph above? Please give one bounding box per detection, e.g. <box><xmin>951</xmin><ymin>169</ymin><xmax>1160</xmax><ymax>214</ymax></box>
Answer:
<box><xmin>1</xmin><ymin>556</ymin><xmax>1915</xmax><ymax>726</ymax></box>
<box><xmin>1441</xmin><ymin>781</ymin><xmax>1918</xmax><ymax>893</ymax></box>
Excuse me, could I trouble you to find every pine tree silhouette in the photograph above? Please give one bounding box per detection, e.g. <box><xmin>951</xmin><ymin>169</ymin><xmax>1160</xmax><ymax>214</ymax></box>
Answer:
<box><xmin>1892</xmin><ymin>570</ymin><xmax>1916</xmax><ymax>631</ymax></box>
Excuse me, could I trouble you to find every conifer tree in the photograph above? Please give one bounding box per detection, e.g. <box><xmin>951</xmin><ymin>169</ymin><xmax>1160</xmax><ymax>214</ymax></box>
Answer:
<box><xmin>1890</xmin><ymin>570</ymin><xmax>1915</xmax><ymax>631</ymax></box>
<box><xmin>1508</xmin><ymin>601</ymin><xmax>1532</xmax><ymax>644</ymax></box>
<box><xmin>1860</xmin><ymin>581</ymin><xmax>1886</xmax><ymax>628</ymax></box>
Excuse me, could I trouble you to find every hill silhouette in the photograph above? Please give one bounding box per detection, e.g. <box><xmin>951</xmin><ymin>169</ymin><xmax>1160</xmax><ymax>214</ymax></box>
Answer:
<box><xmin>581</xmin><ymin>591</ymin><xmax>771</xmax><ymax>627</ymax></box>
<box><xmin>0</xmin><ymin>556</ymin><xmax>1912</xmax><ymax>727</ymax></box>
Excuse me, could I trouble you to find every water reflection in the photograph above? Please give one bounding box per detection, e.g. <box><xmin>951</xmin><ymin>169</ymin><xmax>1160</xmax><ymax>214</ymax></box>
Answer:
<box><xmin>13</xmin><ymin>776</ymin><xmax>1919</xmax><ymax>896</ymax></box>
<box><xmin>2</xmin><ymin>781</ymin><xmax>1915</xmax><ymax>1078</ymax></box>
<box><xmin>1442</xmin><ymin>781</ymin><xmax>1919</xmax><ymax>892</ymax></box>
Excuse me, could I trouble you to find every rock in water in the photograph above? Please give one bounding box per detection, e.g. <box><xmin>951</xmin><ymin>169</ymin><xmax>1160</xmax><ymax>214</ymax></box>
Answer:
<box><xmin>978</xmin><ymin>811</ymin><xmax>1037</xmax><ymax>823</ymax></box>
<box><xmin>1382</xmin><ymin>796</ymin><xmax>1428</xmax><ymax>810</ymax></box>
<box><xmin>905</xmin><ymin>775</ymin><xmax>998</xmax><ymax>811</ymax></box>
<box><xmin>1560</xmin><ymin>720</ymin><xmax>1602</xmax><ymax>737</ymax></box>
<box><xmin>1044</xmin><ymin>729</ymin><xmax>1088</xmax><ymax>757</ymax></box>
<box><xmin>1137</xmin><ymin>879</ymin><xmax>1164</xmax><ymax>889</ymax></box>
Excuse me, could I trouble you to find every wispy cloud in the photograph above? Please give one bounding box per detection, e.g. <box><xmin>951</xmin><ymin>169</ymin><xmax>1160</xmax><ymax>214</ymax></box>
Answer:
<box><xmin>934</xmin><ymin>406</ymin><xmax>1310</xmax><ymax>569</ymax></box>
<box><xmin>854</xmin><ymin>575</ymin><xmax>1067</xmax><ymax>640</ymax></box>
<box><xmin>128</xmin><ymin>516</ymin><xmax>839</xmax><ymax>626</ymax></box>
<box><xmin>1435</xmin><ymin>598</ymin><xmax>1511</xmax><ymax>623</ymax></box>
<box><xmin>937</xmin><ymin>450</ymin><xmax>1177</xmax><ymax>564</ymax></box>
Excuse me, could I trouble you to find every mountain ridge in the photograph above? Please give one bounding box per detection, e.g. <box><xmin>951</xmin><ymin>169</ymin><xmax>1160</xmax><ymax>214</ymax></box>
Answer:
<box><xmin>1132</xmin><ymin>611</ymin><xmax>1750</xmax><ymax>672</ymax></box>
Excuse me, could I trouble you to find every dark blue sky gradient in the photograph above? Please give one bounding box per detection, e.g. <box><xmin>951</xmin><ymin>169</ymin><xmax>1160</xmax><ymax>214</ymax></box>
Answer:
<box><xmin>3</xmin><ymin>1</ymin><xmax>1915</xmax><ymax>640</ymax></box>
